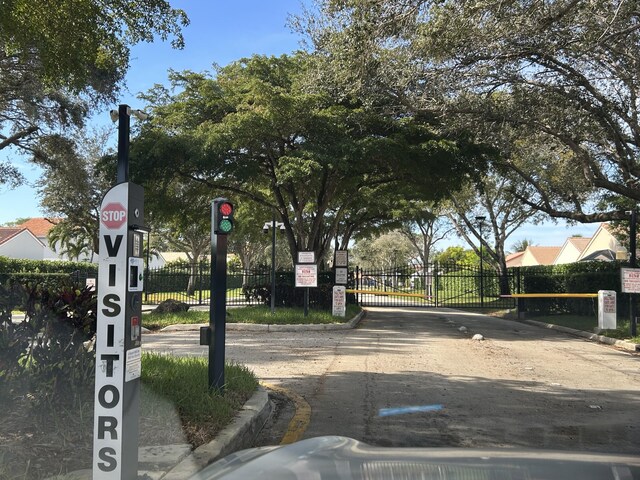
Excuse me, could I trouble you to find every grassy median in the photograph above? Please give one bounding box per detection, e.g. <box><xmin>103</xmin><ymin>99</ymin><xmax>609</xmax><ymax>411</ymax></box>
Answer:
<box><xmin>144</xmin><ymin>304</ymin><xmax>362</xmax><ymax>330</ymax></box>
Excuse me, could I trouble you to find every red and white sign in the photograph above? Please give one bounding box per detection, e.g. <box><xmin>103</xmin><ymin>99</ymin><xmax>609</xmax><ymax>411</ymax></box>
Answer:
<box><xmin>621</xmin><ymin>268</ymin><xmax>640</xmax><ymax>293</ymax></box>
<box><xmin>332</xmin><ymin>286</ymin><xmax>346</xmax><ymax>317</ymax></box>
<box><xmin>101</xmin><ymin>202</ymin><xmax>127</xmax><ymax>229</ymax></box>
<box><xmin>295</xmin><ymin>264</ymin><xmax>318</xmax><ymax>287</ymax></box>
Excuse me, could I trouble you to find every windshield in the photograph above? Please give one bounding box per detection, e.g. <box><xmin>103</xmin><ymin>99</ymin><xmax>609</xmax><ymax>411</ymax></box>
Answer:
<box><xmin>2</xmin><ymin>1</ymin><xmax>640</xmax><ymax>479</ymax></box>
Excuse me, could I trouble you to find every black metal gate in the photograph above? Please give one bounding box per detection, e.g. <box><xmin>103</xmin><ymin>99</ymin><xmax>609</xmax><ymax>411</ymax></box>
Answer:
<box><xmin>354</xmin><ymin>262</ymin><xmax>516</xmax><ymax>309</ymax></box>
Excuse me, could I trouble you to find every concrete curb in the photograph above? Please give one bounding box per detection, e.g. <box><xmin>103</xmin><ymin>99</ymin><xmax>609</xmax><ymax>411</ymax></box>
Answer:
<box><xmin>162</xmin><ymin>386</ymin><xmax>272</xmax><ymax>480</ymax></box>
<box><xmin>48</xmin><ymin>387</ymin><xmax>272</xmax><ymax>480</ymax></box>
<box><xmin>523</xmin><ymin>319</ymin><xmax>640</xmax><ymax>353</ymax></box>
<box><xmin>157</xmin><ymin>309</ymin><xmax>366</xmax><ymax>333</ymax></box>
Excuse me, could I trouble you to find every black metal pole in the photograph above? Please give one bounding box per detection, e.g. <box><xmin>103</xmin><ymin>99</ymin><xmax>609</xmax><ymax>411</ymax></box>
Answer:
<box><xmin>210</xmin><ymin>224</ymin><xmax>228</xmax><ymax>392</ymax></box>
<box><xmin>271</xmin><ymin>215</ymin><xmax>276</xmax><ymax>314</ymax></box>
<box><xmin>304</xmin><ymin>287</ymin><xmax>309</xmax><ymax>317</ymax></box>
<box><xmin>479</xmin><ymin>226</ymin><xmax>485</xmax><ymax>308</ymax></box>
<box><xmin>631</xmin><ymin>210</ymin><xmax>637</xmax><ymax>337</ymax></box>
<box><xmin>116</xmin><ymin>104</ymin><xmax>130</xmax><ymax>184</ymax></box>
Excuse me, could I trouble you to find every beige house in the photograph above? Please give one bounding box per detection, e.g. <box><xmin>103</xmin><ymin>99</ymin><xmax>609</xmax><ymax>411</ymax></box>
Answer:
<box><xmin>576</xmin><ymin>223</ymin><xmax>627</xmax><ymax>262</ymax></box>
<box><xmin>553</xmin><ymin>237</ymin><xmax>592</xmax><ymax>264</ymax></box>
<box><xmin>518</xmin><ymin>246</ymin><xmax>562</xmax><ymax>266</ymax></box>
<box><xmin>507</xmin><ymin>223</ymin><xmax>628</xmax><ymax>268</ymax></box>
<box><xmin>505</xmin><ymin>251</ymin><xmax>525</xmax><ymax>268</ymax></box>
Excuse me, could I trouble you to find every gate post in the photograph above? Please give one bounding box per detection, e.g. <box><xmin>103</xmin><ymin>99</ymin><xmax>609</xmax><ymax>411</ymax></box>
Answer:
<box><xmin>434</xmin><ymin>262</ymin><xmax>439</xmax><ymax>307</ymax></box>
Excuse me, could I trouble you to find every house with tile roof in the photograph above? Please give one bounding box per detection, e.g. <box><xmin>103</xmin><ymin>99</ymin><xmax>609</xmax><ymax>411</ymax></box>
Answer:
<box><xmin>505</xmin><ymin>251</ymin><xmax>525</xmax><ymax>268</ymax></box>
<box><xmin>0</xmin><ymin>227</ymin><xmax>49</xmax><ymax>260</ymax></box>
<box><xmin>518</xmin><ymin>246</ymin><xmax>562</xmax><ymax>266</ymax></box>
<box><xmin>0</xmin><ymin>217</ymin><xmax>94</xmax><ymax>262</ymax></box>
<box><xmin>554</xmin><ymin>237</ymin><xmax>592</xmax><ymax>264</ymax></box>
<box><xmin>576</xmin><ymin>223</ymin><xmax>627</xmax><ymax>262</ymax></box>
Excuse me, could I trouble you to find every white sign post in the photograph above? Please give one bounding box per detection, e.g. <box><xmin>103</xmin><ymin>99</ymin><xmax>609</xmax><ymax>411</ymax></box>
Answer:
<box><xmin>93</xmin><ymin>182</ymin><xmax>144</xmax><ymax>479</ymax></box>
<box><xmin>598</xmin><ymin>290</ymin><xmax>617</xmax><ymax>330</ymax></box>
<box><xmin>332</xmin><ymin>286</ymin><xmax>346</xmax><ymax>317</ymax></box>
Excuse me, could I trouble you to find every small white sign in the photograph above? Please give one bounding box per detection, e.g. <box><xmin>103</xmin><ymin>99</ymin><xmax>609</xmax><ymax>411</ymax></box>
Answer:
<box><xmin>335</xmin><ymin>250</ymin><xmax>348</xmax><ymax>267</ymax></box>
<box><xmin>295</xmin><ymin>264</ymin><xmax>318</xmax><ymax>287</ymax></box>
<box><xmin>335</xmin><ymin>267</ymin><xmax>348</xmax><ymax>285</ymax></box>
<box><xmin>598</xmin><ymin>290</ymin><xmax>617</xmax><ymax>330</ymax></box>
<box><xmin>125</xmin><ymin>347</ymin><xmax>142</xmax><ymax>383</ymax></box>
<box><xmin>86</xmin><ymin>278</ymin><xmax>96</xmax><ymax>290</ymax></box>
<box><xmin>621</xmin><ymin>268</ymin><xmax>640</xmax><ymax>293</ymax></box>
<box><xmin>297</xmin><ymin>251</ymin><xmax>316</xmax><ymax>264</ymax></box>
<box><xmin>332</xmin><ymin>286</ymin><xmax>346</xmax><ymax>317</ymax></box>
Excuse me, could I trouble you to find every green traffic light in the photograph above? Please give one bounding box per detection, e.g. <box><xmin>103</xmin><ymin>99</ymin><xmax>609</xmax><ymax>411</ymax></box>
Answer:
<box><xmin>219</xmin><ymin>218</ymin><xmax>233</xmax><ymax>233</ymax></box>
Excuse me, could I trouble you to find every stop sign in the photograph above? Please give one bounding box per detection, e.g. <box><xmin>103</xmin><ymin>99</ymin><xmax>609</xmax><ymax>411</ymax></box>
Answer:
<box><xmin>101</xmin><ymin>202</ymin><xmax>127</xmax><ymax>229</ymax></box>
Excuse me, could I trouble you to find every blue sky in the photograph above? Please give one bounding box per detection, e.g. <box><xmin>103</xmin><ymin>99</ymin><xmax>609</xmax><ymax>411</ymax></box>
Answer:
<box><xmin>0</xmin><ymin>0</ymin><xmax>600</xmax><ymax>248</ymax></box>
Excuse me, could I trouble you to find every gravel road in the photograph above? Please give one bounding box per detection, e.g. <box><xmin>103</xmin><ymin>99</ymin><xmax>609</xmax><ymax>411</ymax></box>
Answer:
<box><xmin>143</xmin><ymin>307</ymin><xmax>640</xmax><ymax>453</ymax></box>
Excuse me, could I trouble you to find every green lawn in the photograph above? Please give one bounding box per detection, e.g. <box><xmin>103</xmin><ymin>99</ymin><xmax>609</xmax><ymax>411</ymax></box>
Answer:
<box><xmin>144</xmin><ymin>288</ymin><xmax>244</xmax><ymax>305</ymax></box>
<box><xmin>141</xmin><ymin>354</ymin><xmax>258</xmax><ymax>445</ymax></box>
<box><xmin>524</xmin><ymin>314</ymin><xmax>640</xmax><ymax>344</ymax></box>
<box><xmin>144</xmin><ymin>304</ymin><xmax>362</xmax><ymax>330</ymax></box>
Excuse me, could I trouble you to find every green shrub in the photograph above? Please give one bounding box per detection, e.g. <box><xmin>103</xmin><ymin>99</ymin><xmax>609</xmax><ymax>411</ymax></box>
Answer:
<box><xmin>0</xmin><ymin>278</ymin><xmax>96</xmax><ymax>401</ymax></box>
<box><xmin>515</xmin><ymin>261</ymin><xmax>629</xmax><ymax>315</ymax></box>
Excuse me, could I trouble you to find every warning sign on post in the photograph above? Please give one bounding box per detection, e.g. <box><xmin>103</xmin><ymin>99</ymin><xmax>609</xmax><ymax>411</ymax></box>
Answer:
<box><xmin>621</xmin><ymin>268</ymin><xmax>640</xmax><ymax>293</ymax></box>
<box><xmin>598</xmin><ymin>290</ymin><xmax>616</xmax><ymax>330</ymax></box>
<box><xmin>295</xmin><ymin>264</ymin><xmax>318</xmax><ymax>287</ymax></box>
<box><xmin>335</xmin><ymin>250</ymin><xmax>348</xmax><ymax>267</ymax></box>
<box><xmin>332</xmin><ymin>286</ymin><xmax>346</xmax><ymax>317</ymax></box>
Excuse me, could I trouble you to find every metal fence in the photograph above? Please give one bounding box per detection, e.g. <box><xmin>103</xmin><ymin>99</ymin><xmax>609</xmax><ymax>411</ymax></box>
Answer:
<box><xmin>144</xmin><ymin>263</ymin><xmax>273</xmax><ymax>306</ymax></box>
<box><xmin>354</xmin><ymin>263</ymin><xmax>517</xmax><ymax>309</ymax></box>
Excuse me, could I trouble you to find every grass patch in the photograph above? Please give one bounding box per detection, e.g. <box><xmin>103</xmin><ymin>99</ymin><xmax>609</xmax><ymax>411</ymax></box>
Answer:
<box><xmin>531</xmin><ymin>314</ymin><xmax>597</xmax><ymax>332</ymax></box>
<box><xmin>144</xmin><ymin>304</ymin><xmax>362</xmax><ymax>329</ymax></box>
<box><xmin>0</xmin><ymin>354</ymin><xmax>257</xmax><ymax>479</ymax></box>
<box><xmin>521</xmin><ymin>314</ymin><xmax>640</xmax><ymax>344</ymax></box>
<box><xmin>141</xmin><ymin>353</ymin><xmax>258</xmax><ymax>446</ymax></box>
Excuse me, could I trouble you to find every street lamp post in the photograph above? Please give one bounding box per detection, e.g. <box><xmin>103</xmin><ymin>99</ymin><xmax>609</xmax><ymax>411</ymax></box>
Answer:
<box><xmin>263</xmin><ymin>215</ymin><xmax>285</xmax><ymax>314</ymax></box>
<box><xmin>475</xmin><ymin>216</ymin><xmax>486</xmax><ymax>308</ymax></box>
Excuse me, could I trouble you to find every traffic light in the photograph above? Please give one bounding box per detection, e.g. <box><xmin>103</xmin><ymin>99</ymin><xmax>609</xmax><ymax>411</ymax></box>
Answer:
<box><xmin>213</xmin><ymin>198</ymin><xmax>234</xmax><ymax>234</ymax></box>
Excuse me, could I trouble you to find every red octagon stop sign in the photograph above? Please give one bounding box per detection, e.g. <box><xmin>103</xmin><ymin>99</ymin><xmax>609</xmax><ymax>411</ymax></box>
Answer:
<box><xmin>101</xmin><ymin>202</ymin><xmax>127</xmax><ymax>229</ymax></box>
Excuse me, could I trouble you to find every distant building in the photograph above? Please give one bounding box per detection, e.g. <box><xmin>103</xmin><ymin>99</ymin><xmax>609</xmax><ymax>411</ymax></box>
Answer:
<box><xmin>0</xmin><ymin>227</ymin><xmax>45</xmax><ymax>260</ymax></box>
<box><xmin>0</xmin><ymin>217</ymin><xmax>93</xmax><ymax>262</ymax></box>
<box><xmin>506</xmin><ymin>223</ymin><xmax>628</xmax><ymax>268</ymax></box>
<box><xmin>554</xmin><ymin>237</ymin><xmax>592</xmax><ymax>264</ymax></box>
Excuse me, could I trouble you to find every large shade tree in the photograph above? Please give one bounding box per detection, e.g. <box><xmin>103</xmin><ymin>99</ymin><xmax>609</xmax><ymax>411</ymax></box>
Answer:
<box><xmin>298</xmin><ymin>0</ymin><xmax>640</xmax><ymax>223</ymax></box>
<box><xmin>0</xmin><ymin>1</ymin><xmax>188</xmax><ymax>187</ymax></box>
<box><xmin>135</xmin><ymin>53</ymin><xmax>486</xmax><ymax>263</ymax></box>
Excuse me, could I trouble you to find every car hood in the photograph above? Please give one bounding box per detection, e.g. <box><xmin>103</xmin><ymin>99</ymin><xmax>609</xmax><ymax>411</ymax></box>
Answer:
<box><xmin>190</xmin><ymin>436</ymin><xmax>640</xmax><ymax>480</ymax></box>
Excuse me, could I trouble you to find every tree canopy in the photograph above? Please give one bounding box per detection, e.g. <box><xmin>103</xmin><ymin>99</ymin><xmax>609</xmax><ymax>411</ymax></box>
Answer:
<box><xmin>134</xmin><ymin>53</ymin><xmax>485</xmax><ymax>262</ymax></box>
<box><xmin>0</xmin><ymin>0</ymin><xmax>188</xmax><ymax>187</ymax></box>
<box><xmin>298</xmin><ymin>0</ymin><xmax>640</xmax><ymax>223</ymax></box>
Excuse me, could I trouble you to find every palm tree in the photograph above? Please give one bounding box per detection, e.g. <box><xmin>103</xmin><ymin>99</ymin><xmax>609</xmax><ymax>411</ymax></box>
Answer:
<box><xmin>509</xmin><ymin>238</ymin><xmax>535</xmax><ymax>254</ymax></box>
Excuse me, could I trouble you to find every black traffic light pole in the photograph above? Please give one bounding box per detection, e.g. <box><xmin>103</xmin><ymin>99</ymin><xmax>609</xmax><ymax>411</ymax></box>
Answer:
<box><xmin>202</xmin><ymin>198</ymin><xmax>233</xmax><ymax>393</ymax></box>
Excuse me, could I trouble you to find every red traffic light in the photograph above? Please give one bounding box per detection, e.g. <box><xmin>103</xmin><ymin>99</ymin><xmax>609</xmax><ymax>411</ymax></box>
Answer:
<box><xmin>219</xmin><ymin>202</ymin><xmax>233</xmax><ymax>216</ymax></box>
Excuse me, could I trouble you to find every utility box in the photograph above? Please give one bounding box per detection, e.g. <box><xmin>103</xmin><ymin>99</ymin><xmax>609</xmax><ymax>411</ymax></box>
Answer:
<box><xmin>598</xmin><ymin>290</ymin><xmax>617</xmax><ymax>330</ymax></box>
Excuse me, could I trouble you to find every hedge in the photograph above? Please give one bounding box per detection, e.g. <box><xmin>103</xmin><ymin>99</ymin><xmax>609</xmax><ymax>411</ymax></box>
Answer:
<box><xmin>0</xmin><ymin>257</ymin><xmax>97</xmax><ymax>285</ymax></box>
<box><xmin>515</xmin><ymin>261</ymin><xmax>628</xmax><ymax>316</ymax></box>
